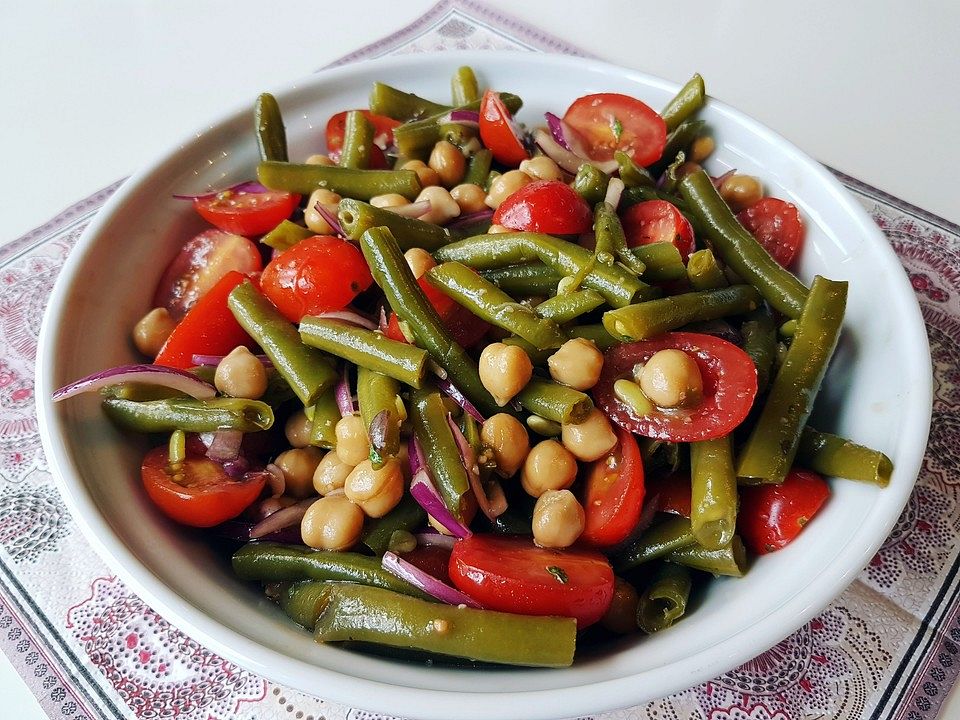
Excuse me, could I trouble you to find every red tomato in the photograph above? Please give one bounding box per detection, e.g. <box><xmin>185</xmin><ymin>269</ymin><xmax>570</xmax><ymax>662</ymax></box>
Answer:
<box><xmin>141</xmin><ymin>445</ymin><xmax>265</xmax><ymax>527</ymax></box>
<box><xmin>259</xmin><ymin>236</ymin><xmax>373</xmax><ymax>323</ymax></box>
<box><xmin>736</xmin><ymin>197</ymin><xmax>805</xmax><ymax>268</ymax></box>
<box><xmin>647</xmin><ymin>474</ymin><xmax>692</xmax><ymax>518</ymax></box>
<box><xmin>563</xmin><ymin>93</ymin><xmax>667</xmax><ymax>167</ymax></box>
<box><xmin>581</xmin><ymin>427</ymin><xmax>646</xmax><ymax>547</ymax></box>
<box><xmin>738</xmin><ymin>469</ymin><xmax>830</xmax><ymax>554</ymax></box>
<box><xmin>479</xmin><ymin>90</ymin><xmax>529</xmax><ymax>167</ymax></box>
<box><xmin>622</xmin><ymin>199</ymin><xmax>696</xmax><ymax>260</ymax></box>
<box><xmin>492</xmin><ymin>180</ymin><xmax>592</xmax><ymax>235</ymax></box>
<box><xmin>593</xmin><ymin>333</ymin><xmax>758</xmax><ymax>443</ymax></box>
<box><xmin>193</xmin><ymin>189</ymin><xmax>300</xmax><ymax>236</ymax></box>
<box><xmin>326</xmin><ymin>110</ymin><xmax>400</xmax><ymax>152</ymax></box>
<box><xmin>154</xmin><ymin>229</ymin><xmax>263</xmax><ymax>319</ymax></box>
<box><xmin>448</xmin><ymin>535</ymin><xmax>614</xmax><ymax>627</ymax></box>
<box><xmin>154</xmin><ymin>271</ymin><xmax>256</xmax><ymax>369</ymax></box>
<box><xmin>385</xmin><ymin>275</ymin><xmax>489</xmax><ymax>348</ymax></box>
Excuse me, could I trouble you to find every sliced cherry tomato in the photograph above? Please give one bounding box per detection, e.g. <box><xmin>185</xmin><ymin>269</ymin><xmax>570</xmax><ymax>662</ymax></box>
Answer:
<box><xmin>154</xmin><ymin>271</ymin><xmax>256</xmax><ymax>369</ymax></box>
<box><xmin>492</xmin><ymin>180</ymin><xmax>592</xmax><ymax>235</ymax></box>
<box><xmin>622</xmin><ymin>199</ymin><xmax>696</xmax><ymax>260</ymax></box>
<box><xmin>259</xmin><ymin>235</ymin><xmax>373</xmax><ymax>323</ymax></box>
<box><xmin>593</xmin><ymin>332</ymin><xmax>758</xmax><ymax>443</ymax></box>
<box><xmin>326</xmin><ymin>110</ymin><xmax>400</xmax><ymax>152</ymax></box>
<box><xmin>736</xmin><ymin>197</ymin><xmax>805</xmax><ymax>268</ymax></box>
<box><xmin>581</xmin><ymin>426</ymin><xmax>646</xmax><ymax>547</ymax></box>
<box><xmin>193</xmin><ymin>189</ymin><xmax>300</xmax><ymax>236</ymax></box>
<box><xmin>385</xmin><ymin>275</ymin><xmax>489</xmax><ymax>348</ymax></box>
<box><xmin>647</xmin><ymin>473</ymin><xmax>692</xmax><ymax>518</ymax></box>
<box><xmin>141</xmin><ymin>445</ymin><xmax>265</xmax><ymax>527</ymax></box>
<box><xmin>738</xmin><ymin>469</ymin><xmax>830</xmax><ymax>554</ymax></box>
<box><xmin>479</xmin><ymin>90</ymin><xmax>529</xmax><ymax>167</ymax></box>
<box><xmin>563</xmin><ymin>93</ymin><xmax>667</xmax><ymax>167</ymax></box>
<box><xmin>153</xmin><ymin>229</ymin><xmax>263</xmax><ymax>319</ymax></box>
<box><xmin>448</xmin><ymin>535</ymin><xmax>614</xmax><ymax>627</ymax></box>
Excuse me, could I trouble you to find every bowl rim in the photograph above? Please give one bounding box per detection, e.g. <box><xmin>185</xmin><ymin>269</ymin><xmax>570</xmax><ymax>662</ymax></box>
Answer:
<box><xmin>35</xmin><ymin>49</ymin><xmax>932</xmax><ymax>720</ymax></box>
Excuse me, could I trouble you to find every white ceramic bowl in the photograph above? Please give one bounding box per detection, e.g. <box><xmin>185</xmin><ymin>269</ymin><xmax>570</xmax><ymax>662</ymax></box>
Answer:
<box><xmin>36</xmin><ymin>51</ymin><xmax>931</xmax><ymax>720</ymax></box>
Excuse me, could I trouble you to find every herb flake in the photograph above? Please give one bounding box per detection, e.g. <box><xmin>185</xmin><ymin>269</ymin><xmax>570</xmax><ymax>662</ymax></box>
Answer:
<box><xmin>546</xmin><ymin>565</ymin><xmax>569</xmax><ymax>584</ymax></box>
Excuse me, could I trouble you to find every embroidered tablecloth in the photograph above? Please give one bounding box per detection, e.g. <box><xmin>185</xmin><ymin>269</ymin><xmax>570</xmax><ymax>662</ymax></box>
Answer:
<box><xmin>3</xmin><ymin>2</ymin><xmax>958</xmax><ymax>719</ymax></box>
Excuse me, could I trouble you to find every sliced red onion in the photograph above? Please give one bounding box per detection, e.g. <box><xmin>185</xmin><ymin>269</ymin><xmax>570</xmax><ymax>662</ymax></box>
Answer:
<box><xmin>409</xmin><ymin>436</ymin><xmax>472</xmax><ymax>539</ymax></box>
<box><xmin>211</xmin><ymin>520</ymin><xmax>305</xmax><ymax>545</ymax></box>
<box><xmin>447</xmin><ymin>209</ymin><xmax>494</xmax><ymax>230</ymax></box>
<box><xmin>264</xmin><ymin>463</ymin><xmax>285</xmax><ymax>497</ymax></box>
<box><xmin>435</xmin><ymin>377</ymin><xmax>484</xmax><ymax>422</ymax></box>
<box><xmin>249</xmin><ymin>498</ymin><xmax>315</xmax><ymax>539</ymax></box>
<box><xmin>315</xmin><ymin>310</ymin><xmax>378</xmax><ymax>330</ymax></box>
<box><xmin>221</xmin><ymin>457</ymin><xmax>250</xmax><ymax>479</ymax></box>
<box><xmin>414</xmin><ymin>532</ymin><xmax>456</xmax><ymax>551</ymax></box>
<box><xmin>711</xmin><ymin>169</ymin><xmax>736</xmax><ymax>189</ymax></box>
<box><xmin>446</xmin><ymin>415</ymin><xmax>507</xmax><ymax>521</ymax></box>
<box><xmin>172</xmin><ymin>180</ymin><xmax>269</xmax><ymax>201</ymax></box>
<box><xmin>53</xmin><ymin>364</ymin><xmax>216</xmax><ymax>402</ymax></box>
<box><xmin>443</xmin><ymin>109</ymin><xmax>481</xmax><ymax>126</ymax></box>
<box><xmin>206</xmin><ymin>429</ymin><xmax>243</xmax><ymax>462</ymax></box>
<box><xmin>191</xmin><ymin>353</ymin><xmax>273</xmax><ymax>368</ymax></box>
<box><xmin>327</xmin><ymin>148</ymin><xmax>342</xmax><ymax>164</ymax></box>
<box><xmin>544</xmin><ymin>112</ymin><xmax>572</xmax><ymax>150</ymax></box>
<box><xmin>314</xmin><ymin>201</ymin><xmax>345</xmax><ymax>238</ymax></box>
<box><xmin>378</xmin><ymin>306</ymin><xmax>390</xmax><ymax>334</ymax></box>
<box><xmin>382</xmin><ymin>551</ymin><xmax>481</xmax><ymax>608</ymax></box>
<box><xmin>335</xmin><ymin>365</ymin><xmax>356</xmax><ymax>417</ymax></box>
<box><xmin>368</xmin><ymin>410</ymin><xmax>391</xmax><ymax>456</ymax></box>
<box><xmin>605</xmin><ymin>177</ymin><xmax>625</xmax><ymax>210</ymax></box>
<box><xmin>386</xmin><ymin>200</ymin><xmax>431</xmax><ymax>218</ymax></box>
<box><xmin>533</xmin><ymin>129</ymin><xmax>617</xmax><ymax>175</ymax></box>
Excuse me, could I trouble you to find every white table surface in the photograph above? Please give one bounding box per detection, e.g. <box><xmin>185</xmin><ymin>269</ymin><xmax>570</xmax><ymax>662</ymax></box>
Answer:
<box><xmin>1</xmin><ymin>1</ymin><xmax>957</xmax><ymax>717</ymax></box>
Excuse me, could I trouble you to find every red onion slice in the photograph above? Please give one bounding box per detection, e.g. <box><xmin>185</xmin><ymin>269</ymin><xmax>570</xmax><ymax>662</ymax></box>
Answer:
<box><xmin>53</xmin><ymin>364</ymin><xmax>216</xmax><ymax>402</ymax></box>
<box><xmin>206</xmin><ymin>429</ymin><xmax>243</xmax><ymax>462</ymax></box>
<box><xmin>446</xmin><ymin>415</ymin><xmax>507</xmax><ymax>521</ymax></box>
<box><xmin>263</xmin><ymin>463</ymin><xmax>286</xmax><ymax>497</ymax></box>
<box><xmin>172</xmin><ymin>180</ymin><xmax>269</xmax><ymax>201</ymax></box>
<box><xmin>387</xmin><ymin>200</ymin><xmax>431</xmax><ymax>218</ymax></box>
<box><xmin>442</xmin><ymin>109</ymin><xmax>481</xmax><ymax>126</ymax></box>
<box><xmin>447</xmin><ymin>209</ymin><xmax>494</xmax><ymax>231</ymax></box>
<box><xmin>711</xmin><ymin>169</ymin><xmax>736</xmax><ymax>189</ymax></box>
<box><xmin>314</xmin><ymin>201</ymin><xmax>346</xmax><ymax>238</ymax></box>
<box><xmin>382</xmin><ymin>551</ymin><xmax>482</xmax><ymax>608</ymax></box>
<box><xmin>544</xmin><ymin>112</ymin><xmax>572</xmax><ymax>150</ymax></box>
<box><xmin>335</xmin><ymin>366</ymin><xmax>356</xmax><ymax>417</ymax></box>
<box><xmin>533</xmin><ymin>129</ymin><xmax>618</xmax><ymax>175</ymax></box>
<box><xmin>436</xmin><ymin>377</ymin><xmax>484</xmax><ymax>423</ymax></box>
<box><xmin>249</xmin><ymin>497</ymin><xmax>315</xmax><ymax>539</ymax></box>
<box><xmin>409</xmin><ymin>436</ymin><xmax>472</xmax><ymax>539</ymax></box>
<box><xmin>191</xmin><ymin>353</ymin><xmax>273</xmax><ymax>368</ymax></box>
<box><xmin>414</xmin><ymin>532</ymin><xmax>456</xmax><ymax>551</ymax></box>
<box><xmin>378</xmin><ymin>306</ymin><xmax>390</xmax><ymax>334</ymax></box>
<box><xmin>315</xmin><ymin>310</ymin><xmax>378</xmax><ymax>330</ymax></box>
<box><xmin>212</xmin><ymin>519</ymin><xmax>305</xmax><ymax>545</ymax></box>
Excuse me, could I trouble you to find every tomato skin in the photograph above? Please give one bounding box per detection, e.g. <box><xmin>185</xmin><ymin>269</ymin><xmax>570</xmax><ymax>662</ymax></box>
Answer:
<box><xmin>385</xmin><ymin>275</ymin><xmax>489</xmax><ymax>348</ymax></box>
<box><xmin>193</xmin><ymin>190</ymin><xmax>300</xmax><ymax>236</ymax></box>
<box><xmin>259</xmin><ymin>236</ymin><xmax>373</xmax><ymax>323</ymax></box>
<box><xmin>154</xmin><ymin>271</ymin><xmax>256</xmax><ymax>369</ymax></box>
<box><xmin>479</xmin><ymin>90</ymin><xmax>529</xmax><ymax>167</ymax></box>
<box><xmin>141</xmin><ymin>445</ymin><xmax>265</xmax><ymax>527</ymax></box>
<box><xmin>492</xmin><ymin>180</ymin><xmax>592</xmax><ymax>235</ymax></box>
<box><xmin>563</xmin><ymin>93</ymin><xmax>667</xmax><ymax>166</ymax></box>
<box><xmin>448</xmin><ymin>535</ymin><xmax>614</xmax><ymax>627</ymax></box>
<box><xmin>736</xmin><ymin>197</ymin><xmax>804</xmax><ymax>268</ymax></box>
<box><xmin>581</xmin><ymin>427</ymin><xmax>646</xmax><ymax>547</ymax></box>
<box><xmin>738</xmin><ymin>469</ymin><xmax>830</xmax><ymax>554</ymax></box>
<box><xmin>326</xmin><ymin>110</ymin><xmax>400</xmax><ymax>152</ymax></box>
<box><xmin>648</xmin><ymin>474</ymin><xmax>692</xmax><ymax>518</ymax></box>
<box><xmin>622</xmin><ymin>200</ymin><xmax>696</xmax><ymax>261</ymax></box>
<box><xmin>593</xmin><ymin>333</ymin><xmax>758</xmax><ymax>442</ymax></box>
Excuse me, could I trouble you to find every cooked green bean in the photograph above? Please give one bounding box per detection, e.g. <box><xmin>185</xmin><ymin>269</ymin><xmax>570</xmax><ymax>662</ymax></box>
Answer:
<box><xmin>686</xmin><ymin>248</ymin><xmax>728</xmax><ymax>291</ymax></box>
<box><xmin>261</xmin><ymin>219</ymin><xmax>313</xmax><ymax>251</ymax></box>
<box><xmin>102</xmin><ymin>396</ymin><xmax>273</xmax><ymax>433</ymax></box>
<box><xmin>258</xmin><ymin>161</ymin><xmax>421</xmax><ymax>201</ymax></box>
<box><xmin>439</xmin><ymin>123</ymin><xmax>477</xmax><ymax>151</ymax></box>
<box><xmin>484</xmin><ymin>169</ymin><xmax>501</xmax><ymax>192</ymax></box>
<box><xmin>534</xmin><ymin>289</ymin><xmax>605</xmax><ymax>325</ymax></box>
<box><xmin>501</xmin><ymin>336</ymin><xmax>552</xmax><ymax>366</ymax></box>
<box><xmin>651</xmin><ymin>121</ymin><xmax>705</xmax><ymax>176</ymax></box>
<box><xmin>393</xmin><ymin>94</ymin><xmax>522</xmax><ymax>158</ymax></box>
<box><xmin>615</xmin><ymin>150</ymin><xmax>655</xmax><ymax>188</ymax></box>
<box><xmin>666</xmin><ymin>536</ymin><xmax>747</xmax><ymax>577</ymax></box>
<box><xmin>369</xmin><ymin>81</ymin><xmax>450</xmax><ymax>121</ymax></box>
<box><xmin>573</xmin><ymin>164</ymin><xmax>609</xmax><ymax>205</ymax></box>
<box><xmin>613</xmin><ymin>516</ymin><xmax>696</xmax><ymax>572</ymax></box>
<box><xmin>314</xmin><ymin>583</ymin><xmax>576</xmax><ymax>667</ymax></box>
<box><xmin>679</xmin><ymin>170</ymin><xmax>808</xmax><ymax>318</ymax></box>
<box><xmin>338</xmin><ymin>199</ymin><xmax>451</xmax><ymax>251</ymax></box>
<box><xmin>780</xmin><ymin>319</ymin><xmax>797</xmax><ymax>338</ymax></box>
<box><xmin>451</xmin><ymin>66</ymin><xmax>480</xmax><ymax>105</ymax></box>
<box><xmin>464</xmin><ymin>148</ymin><xmax>493</xmax><ymax>187</ymax></box>
<box><xmin>307</xmin><ymin>386</ymin><xmax>340</xmax><ymax>449</ymax></box>
<box><xmin>632</xmin><ymin>242</ymin><xmax>687</xmax><ymax>282</ymax></box>
<box><xmin>526</xmin><ymin>414</ymin><xmax>562</xmax><ymax>437</ymax></box>
<box><xmin>594</xmin><ymin>200</ymin><xmax>646</xmax><ymax>275</ymax></box>
<box><xmin>690</xmin><ymin>436</ymin><xmax>738</xmax><ymax>550</ymax></box>
<box><xmin>568</xmin><ymin>323</ymin><xmax>619</xmax><ymax>350</ymax></box>
<box><xmin>339</xmin><ymin>110</ymin><xmax>375</xmax><ymax>170</ymax></box>
<box><xmin>737</xmin><ymin>276</ymin><xmax>847</xmax><ymax>485</ymax></box>
<box><xmin>515</xmin><ymin>377</ymin><xmax>593</xmax><ymax>425</ymax></box>
<box><xmin>228</xmin><ymin>281</ymin><xmax>337</xmax><ymax>405</ymax></box>
<box><xmin>613</xmin><ymin>378</ymin><xmax>655</xmax><ymax>417</ymax></box>
<box><xmin>410</xmin><ymin>387</ymin><xmax>472</xmax><ymax>521</ymax></box>
<box><xmin>357</xmin><ymin>366</ymin><xmax>403</xmax><ymax>467</ymax></box>
<box><xmin>481</xmin><ymin>263</ymin><xmax>561</xmax><ymax>296</ymax></box>
<box><xmin>660</xmin><ymin>73</ymin><xmax>705</xmax><ymax>132</ymax></box>
<box><xmin>255</xmin><ymin>92</ymin><xmax>288</xmax><ymax>162</ymax></box>
<box><xmin>798</xmin><ymin>427</ymin><xmax>893</xmax><ymax>487</ymax></box>
<box><xmin>603</xmin><ymin>285</ymin><xmax>761</xmax><ymax>341</ymax></box>
<box><xmin>636</xmin><ymin>563</ymin><xmax>692</xmax><ymax>633</ymax></box>
<box><xmin>279</xmin><ymin>581</ymin><xmax>331</xmax><ymax>628</ymax></box>
<box><xmin>362</xmin><ymin>494</ymin><xmax>427</xmax><ymax>555</ymax></box>
<box><xmin>741</xmin><ymin>305</ymin><xmax>777</xmax><ymax>393</ymax></box>
<box><xmin>657</xmin><ymin>151</ymin><xmax>688</xmax><ymax>195</ymax></box>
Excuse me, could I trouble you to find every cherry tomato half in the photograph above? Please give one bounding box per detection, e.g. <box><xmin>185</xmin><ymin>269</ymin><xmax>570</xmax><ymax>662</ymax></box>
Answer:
<box><xmin>581</xmin><ymin>426</ymin><xmax>646</xmax><ymax>547</ymax></box>
<box><xmin>622</xmin><ymin>199</ymin><xmax>696</xmax><ymax>261</ymax></box>
<box><xmin>141</xmin><ymin>445</ymin><xmax>265</xmax><ymax>527</ymax></box>
<box><xmin>193</xmin><ymin>189</ymin><xmax>300</xmax><ymax>237</ymax></box>
<box><xmin>592</xmin><ymin>333</ymin><xmax>758</xmax><ymax>443</ymax></box>
<box><xmin>563</xmin><ymin>93</ymin><xmax>667</xmax><ymax>167</ymax></box>
<box><xmin>448</xmin><ymin>534</ymin><xmax>614</xmax><ymax>627</ymax></box>
<box><xmin>736</xmin><ymin>197</ymin><xmax>805</xmax><ymax>269</ymax></box>
<box><xmin>385</xmin><ymin>274</ymin><xmax>489</xmax><ymax>348</ymax></box>
<box><xmin>738</xmin><ymin>469</ymin><xmax>830</xmax><ymax>554</ymax></box>
<box><xmin>259</xmin><ymin>235</ymin><xmax>373</xmax><ymax>323</ymax></box>
<box><xmin>492</xmin><ymin>180</ymin><xmax>592</xmax><ymax>235</ymax></box>
<box><xmin>647</xmin><ymin>473</ymin><xmax>692</xmax><ymax>518</ymax></box>
<box><xmin>479</xmin><ymin>90</ymin><xmax>529</xmax><ymax>167</ymax></box>
<box><xmin>326</xmin><ymin>109</ymin><xmax>400</xmax><ymax>152</ymax></box>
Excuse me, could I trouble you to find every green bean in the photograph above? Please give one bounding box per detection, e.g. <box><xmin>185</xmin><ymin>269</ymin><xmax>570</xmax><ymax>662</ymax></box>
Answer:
<box><xmin>666</xmin><ymin>536</ymin><xmax>747</xmax><ymax>577</ymax></box>
<box><xmin>107</xmin><ymin>383</ymin><xmax>188</xmax><ymax>402</ymax></box>
<box><xmin>261</xmin><ymin>219</ymin><xmax>313</xmax><ymax>251</ymax></box>
<box><xmin>686</xmin><ymin>248</ymin><xmax>728</xmax><ymax>291</ymax></box>
<box><xmin>357</xmin><ymin>366</ymin><xmax>403</xmax><ymax>467</ymax></box>
<box><xmin>636</xmin><ymin>563</ymin><xmax>692</xmax><ymax>633</ymax></box>
<box><xmin>679</xmin><ymin>170</ymin><xmax>808</xmax><ymax>318</ymax></box>
<box><xmin>337</xmin><ymin>198</ymin><xmax>451</xmax><ymax>251</ymax></box>
<box><xmin>594</xmin><ymin>201</ymin><xmax>646</xmax><ymax>275</ymax></box>
<box><xmin>360</xmin><ymin>227</ymin><xmax>498</xmax><ymax>415</ymax></box>
<box><xmin>741</xmin><ymin>306</ymin><xmax>777</xmax><ymax>393</ymax></box>
<box><xmin>368</xmin><ymin>81</ymin><xmax>449</xmax><ymax>121</ymax></box>
<box><xmin>631</xmin><ymin>242</ymin><xmax>686</xmax><ymax>283</ymax></box>
<box><xmin>168</xmin><ymin>429</ymin><xmax>186</xmax><ymax>465</ymax></box>
<box><xmin>339</xmin><ymin>110</ymin><xmax>375</xmax><ymax>170</ymax></box>
<box><xmin>314</xmin><ymin>583</ymin><xmax>576</xmax><ymax>667</ymax></box>
<box><xmin>573</xmin><ymin>164</ymin><xmax>609</xmax><ymax>205</ymax></box>
<box><xmin>651</xmin><ymin>121</ymin><xmax>706</xmax><ymax>176</ymax></box>
<box><xmin>515</xmin><ymin>377</ymin><xmax>593</xmax><ymax>425</ymax></box>
<box><xmin>780</xmin><ymin>319</ymin><xmax>797</xmax><ymax>338</ymax></box>
<box><xmin>737</xmin><ymin>276</ymin><xmax>847</xmax><ymax>484</ymax></box>
<box><xmin>501</xmin><ymin>336</ymin><xmax>551</xmax><ymax>366</ymax></box>
<box><xmin>613</xmin><ymin>378</ymin><xmax>655</xmax><ymax>417</ymax></box>
<box><xmin>484</xmin><ymin>170</ymin><xmax>501</xmax><ymax>192</ymax></box>
<box><xmin>410</xmin><ymin>387</ymin><xmax>471</xmax><ymax>522</ymax></box>
<box><xmin>615</xmin><ymin>150</ymin><xmax>655</xmax><ymax>188</ymax></box>
<box><xmin>660</xmin><ymin>73</ymin><xmax>706</xmax><ymax>132</ymax></box>
<box><xmin>258</xmin><ymin>161</ymin><xmax>421</xmax><ymax>201</ymax></box>
<box><xmin>481</xmin><ymin>263</ymin><xmax>561</xmax><ymax>296</ymax></box>
<box><xmin>451</xmin><ymin>66</ymin><xmax>480</xmax><ymax>105</ymax></box>
<box><xmin>568</xmin><ymin>323</ymin><xmax>619</xmax><ymax>351</ymax></box>
<box><xmin>604</xmin><ymin>285</ymin><xmax>761</xmax><ymax>341</ymax></box>
<box><xmin>228</xmin><ymin>281</ymin><xmax>337</xmax><ymax>405</ymax></box>
<box><xmin>102</xmin><ymin>397</ymin><xmax>272</xmax><ymax>433</ymax></box>
<box><xmin>393</xmin><ymin>94</ymin><xmax>522</xmax><ymax>158</ymax></box>
<box><xmin>526</xmin><ymin>414</ymin><xmax>562</xmax><ymax>437</ymax></box>
<box><xmin>657</xmin><ymin>151</ymin><xmax>687</xmax><ymax>195</ymax></box>
<box><xmin>307</xmin><ymin>386</ymin><xmax>340</xmax><ymax>449</ymax></box>
<box><xmin>613</xmin><ymin>516</ymin><xmax>696</xmax><ymax>572</ymax></box>
<box><xmin>534</xmin><ymin>289</ymin><xmax>605</xmax><ymax>325</ymax></box>
<box><xmin>279</xmin><ymin>581</ymin><xmax>331</xmax><ymax>629</ymax></box>
<box><xmin>254</xmin><ymin>92</ymin><xmax>288</xmax><ymax>162</ymax></box>
<box><xmin>463</xmin><ymin>148</ymin><xmax>492</xmax><ymax>187</ymax></box>
<box><xmin>362</xmin><ymin>494</ymin><xmax>427</xmax><ymax>555</ymax></box>
<box><xmin>689</xmin><ymin>436</ymin><xmax>738</xmax><ymax>550</ymax></box>
<box><xmin>439</xmin><ymin>123</ymin><xmax>478</xmax><ymax>151</ymax></box>
<box><xmin>299</xmin><ymin>318</ymin><xmax>428</xmax><ymax>388</ymax></box>
<box><xmin>798</xmin><ymin>427</ymin><xmax>893</xmax><ymax>487</ymax></box>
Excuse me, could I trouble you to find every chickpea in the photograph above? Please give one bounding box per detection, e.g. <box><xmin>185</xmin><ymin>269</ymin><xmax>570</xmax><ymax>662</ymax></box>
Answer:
<box><xmin>334</xmin><ymin>414</ymin><xmax>370</xmax><ymax>466</ymax></box>
<box><xmin>284</xmin><ymin>409</ymin><xmax>313</xmax><ymax>449</ymax></box>
<box><xmin>343</xmin><ymin>459</ymin><xmax>404</xmax><ymax>517</ymax></box>
<box><xmin>304</xmin><ymin>188</ymin><xmax>342</xmax><ymax>234</ymax></box>
<box><xmin>601</xmin><ymin>578</ymin><xmax>640</xmax><ymax>634</ymax></box>
<box><xmin>487</xmin><ymin>223</ymin><xmax>512</xmax><ymax>234</ymax></box>
<box><xmin>428</xmin><ymin>140</ymin><xmax>467</xmax><ymax>187</ymax></box>
<box><xmin>274</xmin><ymin>447</ymin><xmax>324</xmax><ymax>498</ymax></box>
<box><xmin>416</xmin><ymin>185</ymin><xmax>461</xmax><ymax>225</ymax></box>
<box><xmin>689</xmin><ymin>136</ymin><xmax>715</xmax><ymax>164</ymax></box>
<box><xmin>718</xmin><ymin>174</ymin><xmax>763</xmax><ymax>211</ymax></box>
<box><xmin>300</xmin><ymin>495</ymin><xmax>365</xmax><ymax>550</ymax></box>
<box><xmin>313</xmin><ymin>450</ymin><xmax>353</xmax><ymax>495</ymax></box>
<box><xmin>401</xmin><ymin>159</ymin><xmax>440</xmax><ymax>188</ymax></box>
<box><xmin>532</xmin><ymin>489</ymin><xmax>585</xmax><ymax>548</ymax></box>
<box><xmin>305</xmin><ymin>153</ymin><xmax>335</xmax><ymax>166</ymax></box>
<box><xmin>547</xmin><ymin>338</ymin><xmax>604</xmax><ymax>391</ymax></box>
<box><xmin>450</xmin><ymin>183</ymin><xmax>487</xmax><ymax>214</ymax></box>
<box><xmin>636</xmin><ymin>348</ymin><xmax>703</xmax><ymax>409</ymax></box>
<box><xmin>561</xmin><ymin>408</ymin><xmax>618</xmax><ymax>462</ymax></box>
<box><xmin>480</xmin><ymin>413</ymin><xmax>530</xmax><ymax>478</ymax></box>
<box><xmin>521</xmin><ymin>440</ymin><xmax>577</xmax><ymax>498</ymax></box>
<box><xmin>132</xmin><ymin>307</ymin><xmax>176</xmax><ymax>357</ymax></box>
<box><xmin>403</xmin><ymin>247</ymin><xmax>437</xmax><ymax>279</ymax></box>
<box><xmin>478</xmin><ymin>342</ymin><xmax>533</xmax><ymax>407</ymax></box>
<box><xmin>370</xmin><ymin>193</ymin><xmax>409</xmax><ymax>209</ymax></box>
<box><xmin>519</xmin><ymin>156</ymin><xmax>563</xmax><ymax>182</ymax></box>
<box><xmin>214</xmin><ymin>346</ymin><xmax>268</xmax><ymax>399</ymax></box>
<box><xmin>485</xmin><ymin>170</ymin><xmax>533</xmax><ymax>209</ymax></box>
